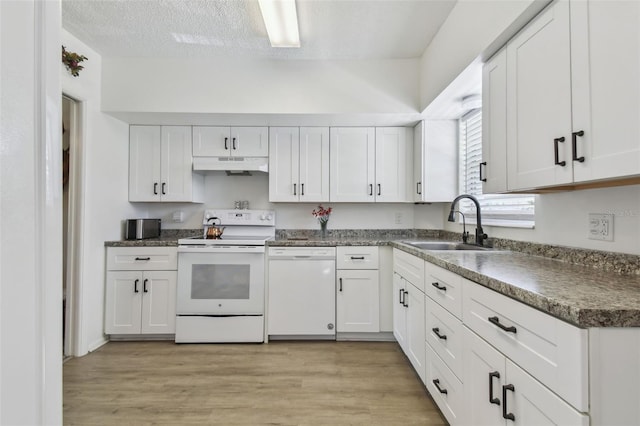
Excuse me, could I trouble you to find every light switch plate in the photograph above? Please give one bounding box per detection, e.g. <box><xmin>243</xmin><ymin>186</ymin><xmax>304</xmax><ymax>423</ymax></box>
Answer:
<box><xmin>588</xmin><ymin>213</ymin><xmax>613</xmax><ymax>241</ymax></box>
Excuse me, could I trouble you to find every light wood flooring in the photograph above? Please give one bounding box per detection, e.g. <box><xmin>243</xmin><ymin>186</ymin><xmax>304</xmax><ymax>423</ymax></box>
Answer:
<box><xmin>64</xmin><ymin>341</ymin><xmax>447</xmax><ymax>425</ymax></box>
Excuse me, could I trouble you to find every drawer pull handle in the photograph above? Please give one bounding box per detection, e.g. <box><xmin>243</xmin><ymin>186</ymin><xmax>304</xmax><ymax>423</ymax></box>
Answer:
<box><xmin>432</xmin><ymin>379</ymin><xmax>448</xmax><ymax>395</ymax></box>
<box><xmin>293</xmin><ymin>183</ymin><xmax>297</xmax><ymax>196</ymax></box>
<box><xmin>502</xmin><ymin>384</ymin><xmax>515</xmax><ymax>421</ymax></box>
<box><xmin>403</xmin><ymin>290</ymin><xmax>409</xmax><ymax>308</ymax></box>
<box><xmin>232</xmin><ymin>137</ymin><xmax>237</xmax><ymax>150</ymax></box>
<box><xmin>479</xmin><ymin>161</ymin><xmax>487</xmax><ymax>182</ymax></box>
<box><xmin>399</xmin><ymin>289</ymin><xmax>404</xmax><ymax>305</ymax></box>
<box><xmin>572</xmin><ymin>130</ymin><xmax>585</xmax><ymax>162</ymax></box>
<box><xmin>431</xmin><ymin>282</ymin><xmax>447</xmax><ymax>291</ymax></box>
<box><xmin>224</xmin><ymin>137</ymin><xmax>229</xmax><ymax>150</ymax></box>
<box><xmin>135</xmin><ymin>257</ymin><xmax>151</xmax><ymax>261</ymax></box>
<box><xmin>143</xmin><ymin>278</ymin><xmax>149</xmax><ymax>293</ymax></box>
<box><xmin>339</xmin><ymin>278</ymin><xmax>343</xmax><ymax>292</ymax></box>
<box><xmin>488</xmin><ymin>316</ymin><xmax>517</xmax><ymax>334</ymax></box>
<box><xmin>134</xmin><ymin>279</ymin><xmax>139</xmax><ymax>293</ymax></box>
<box><xmin>489</xmin><ymin>371</ymin><xmax>501</xmax><ymax>405</ymax></box>
<box><xmin>350</xmin><ymin>256</ymin><xmax>365</xmax><ymax>260</ymax></box>
<box><xmin>153</xmin><ymin>182</ymin><xmax>158</xmax><ymax>195</ymax></box>
<box><xmin>432</xmin><ymin>327</ymin><xmax>447</xmax><ymax>340</ymax></box>
<box><xmin>554</xmin><ymin>137</ymin><xmax>566</xmax><ymax>166</ymax></box>
<box><xmin>369</xmin><ymin>184</ymin><xmax>373</xmax><ymax>196</ymax></box>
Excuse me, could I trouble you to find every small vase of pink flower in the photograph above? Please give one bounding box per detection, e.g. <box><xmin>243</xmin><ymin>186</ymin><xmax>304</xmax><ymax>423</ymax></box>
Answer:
<box><xmin>312</xmin><ymin>205</ymin><xmax>332</xmax><ymax>238</ymax></box>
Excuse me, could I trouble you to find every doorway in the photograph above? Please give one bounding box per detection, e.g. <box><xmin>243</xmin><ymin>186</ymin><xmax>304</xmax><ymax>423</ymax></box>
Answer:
<box><xmin>62</xmin><ymin>95</ymin><xmax>81</xmax><ymax>359</ymax></box>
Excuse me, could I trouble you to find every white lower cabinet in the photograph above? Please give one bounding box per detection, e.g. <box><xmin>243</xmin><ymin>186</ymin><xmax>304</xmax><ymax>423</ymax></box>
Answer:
<box><xmin>464</xmin><ymin>327</ymin><xmax>588</xmax><ymax>426</ymax></box>
<box><xmin>336</xmin><ymin>270</ymin><xmax>379</xmax><ymax>333</ymax></box>
<box><xmin>105</xmin><ymin>247</ymin><xmax>177</xmax><ymax>335</ymax></box>
<box><xmin>426</xmin><ymin>341</ymin><xmax>465</xmax><ymax>425</ymax></box>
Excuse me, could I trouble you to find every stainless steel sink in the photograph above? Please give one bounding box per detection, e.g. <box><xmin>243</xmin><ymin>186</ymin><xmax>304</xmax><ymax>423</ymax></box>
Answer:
<box><xmin>402</xmin><ymin>241</ymin><xmax>494</xmax><ymax>251</ymax></box>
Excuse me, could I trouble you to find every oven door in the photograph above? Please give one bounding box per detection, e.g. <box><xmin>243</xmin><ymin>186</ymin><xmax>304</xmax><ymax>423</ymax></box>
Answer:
<box><xmin>177</xmin><ymin>246</ymin><xmax>264</xmax><ymax>315</ymax></box>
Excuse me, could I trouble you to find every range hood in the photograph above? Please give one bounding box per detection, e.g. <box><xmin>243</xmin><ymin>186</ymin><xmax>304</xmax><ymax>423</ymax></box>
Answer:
<box><xmin>192</xmin><ymin>157</ymin><xmax>269</xmax><ymax>173</ymax></box>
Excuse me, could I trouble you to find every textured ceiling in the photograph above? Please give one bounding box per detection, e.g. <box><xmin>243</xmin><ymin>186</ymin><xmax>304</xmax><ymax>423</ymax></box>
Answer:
<box><xmin>62</xmin><ymin>0</ymin><xmax>457</xmax><ymax>60</ymax></box>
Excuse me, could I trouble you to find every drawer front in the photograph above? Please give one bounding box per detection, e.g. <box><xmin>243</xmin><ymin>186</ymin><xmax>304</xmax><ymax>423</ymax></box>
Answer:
<box><xmin>425</xmin><ymin>342</ymin><xmax>464</xmax><ymax>426</ymax></box>
<box><xmin>463</xmin><ymin>280</ymin><xmax>588</xmax><ymax>412</ymax></box>
<box><xmin>336</xmin><ymin>246</ymin><xmax>379</xmax><ymax>269</ymax></box>
<box><xmin>424</xmin><ymin>261</ymin><xmax>463</xmax><ymax>319</ymax></box>
<box><xmin>107</xmin><ymin>247</ymin><xmax>178</xmax><ymax>271</ymax></box>
<box><xmin>426</xmin><ymin>296</ymin><xmax>463</xmax><ymax>381</ymax></box>
<box><xmin>393</xmin><ymin>249</ymin><xmax>425</xmax><ymax>293</ymax></box>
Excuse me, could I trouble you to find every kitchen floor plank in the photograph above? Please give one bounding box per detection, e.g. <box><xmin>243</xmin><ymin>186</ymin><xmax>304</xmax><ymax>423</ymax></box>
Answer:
<box><xmin>64</xmin><ymin>341</ymin><xmax>447</xmax><ymax>425</ymax></box>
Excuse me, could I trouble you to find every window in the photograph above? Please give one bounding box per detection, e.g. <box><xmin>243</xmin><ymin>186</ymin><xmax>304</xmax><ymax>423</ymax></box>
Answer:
<box><xmin>458</xmin><ymin>109</ymin><xmax>535</xmax><ymax>228</ymax></box>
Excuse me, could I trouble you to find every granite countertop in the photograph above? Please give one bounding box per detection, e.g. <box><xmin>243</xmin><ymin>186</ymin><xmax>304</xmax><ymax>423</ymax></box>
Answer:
<box><xmin>105</xmin><ymin>232</ymin><xmax>640</xmax><ymax>328</ymax></box>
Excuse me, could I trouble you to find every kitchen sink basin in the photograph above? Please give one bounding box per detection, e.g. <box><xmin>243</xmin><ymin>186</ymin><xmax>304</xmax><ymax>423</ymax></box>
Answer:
<box><xmin>402</xmin><ymin>241</ymin><xmax>494</xmax><ymax>251</ymax></box>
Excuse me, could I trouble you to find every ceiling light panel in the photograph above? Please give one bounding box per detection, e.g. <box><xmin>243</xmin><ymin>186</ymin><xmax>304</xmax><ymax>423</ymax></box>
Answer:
<box><xmin>258</xmin><ymin>0</ymin><xmax>300</xmax><ymax>48</ymax></box>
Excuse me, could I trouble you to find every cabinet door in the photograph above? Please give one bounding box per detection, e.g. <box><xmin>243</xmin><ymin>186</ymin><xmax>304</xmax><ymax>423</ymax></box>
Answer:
<box><xmin>231</xmin><ymin>127</ymin><xmax>268</xmax><ymax>157</ymax></box>
<box><xmin>405</xmin><ymin>282</ymin><xmax>425</xmax><ymax>382</ymax></box>
<box><xmin>506</xmin><ymin>1</ymin><xmax>573</xmax><ymax>190</ymax></box>
<box><xmin>375</xmin><ymin>127</ymin><xmax>411</xmax><ymax>202</ymax></box>
<box><xmin>463</xmin><ymin>327</ymin><xmax>506</xmax><ymax>426</ymax></box>
<box><xmin>299</xmin><ymin>127</ymin><xmax>330</xmax><ymax>202</ymax></box>
<box><xmin>269</xmin><ymin>127</ymin><xmax>300</xmax><ymax>202</ymax></box>
<box><xmin>105</xmin><ymin>271</ymin><xmax>143</xmax><ymax>334</ymax></box>
<box><xmin>140</xmin><ymin>271</ymin><xmax>177</xmax><ymax>334</ymax></box>
<box><xmin>506</xmin><ymin>359</ymin><xmax>589</xmax><ymax>426</ymax></box>
<box><xmin>392</xmin><ymin>273</ymin><xmax>407</xmax><ymax>349</ymax></box>
<box><xmin>129</xmin><ymin>125</ymin><xmax>161</xmax><ymax>202</ymax></box>
<box><xmin>413</xmin><ymin>121</ymin><xmax>425</xmax><ymax>202</ymax></box>
<box><xmin>336</xmin><ymin>270</ymin><xmax>379</xmax><ymax>333</ymax></box>
<box><xmin>482</xmin><ymin>47</ymin><xmax>508</xmax><ymax>194</ymax></box>
<box><xmin>160</xmin><ymin>126</ymin><xmax>193</xmax><ymax>202</ymax></box>
<box><xmin>192</xmin><ymin>126</ymin><xmax>231</xmax><ymax>157</ymax></box>
<box><xmin>570</xmin><ymin>0</ymin><xmax>640</xmax><ymax>183</ymax></box>
<box><xmin>329</xmin><ymin>127</ymin><xmax>375</xmax><ymax>202</ymax></box>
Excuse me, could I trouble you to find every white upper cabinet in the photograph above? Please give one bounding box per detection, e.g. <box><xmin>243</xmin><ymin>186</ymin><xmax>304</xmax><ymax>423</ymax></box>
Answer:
<box><xmin>375</xmin><ymin>127</ymin><xmax>411</xmax><ymax>202</ymax></box>
<box><xmin>330</xmin><ymin>127</ymin><xmax>376</xmax><ymax>202</ymax></box>
<box><xmin>269</xmin><ymin>127</ymin><xmax>329</xmax><ymax>202</ymax></box>
<box><xmin>192</xmin><ymin>126</ymin><xmax>268</xmax><ymax>157</ymax></box>
<box><xmin>413</xmin><ymin>120</ymin><xmax>458</xmax><ymax>202</ymax></box>
<box><xmin>506</xmin><ymin>0</ymin><xmax>574</xmax><ymax>190</ymax></box>
<box><xmin>129</xmin><ymin>125</ymin><xmax>203</xmax><ymax>202</ymax></box>
<box><xmin>330</xmin><ymin>127</ymin><xmax>411</xmax><ymax>202</ymax></box>
<box><xmin>569</xmin><ymin>0</ymin><xmax>640</xmax><ymax>183</ymax></box>
<box><xmin>482</xmin><ymin>48</ymin><xmax>508</xmax><ymax>194</ymax></box>
<box><xmin>504</xmin><ymin>0</ymin><xmax>640</xmax><ymax>191</ymax></box>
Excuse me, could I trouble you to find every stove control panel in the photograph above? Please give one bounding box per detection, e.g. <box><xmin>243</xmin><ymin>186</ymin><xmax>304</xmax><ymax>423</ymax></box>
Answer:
<box><xmin>203</xmin><ymin>209</ymin><xmax>276</xmax><ymax>227</ymax></box>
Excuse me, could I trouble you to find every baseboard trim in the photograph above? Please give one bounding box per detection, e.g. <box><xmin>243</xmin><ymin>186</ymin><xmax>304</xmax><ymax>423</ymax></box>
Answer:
<box><xmin>108</xmin><ymin>334</ymin><xmax>175</xmax><ymax>342</ymax></box>
<box><xmin>337</xmin><ymin>332</ymin><xmax>396</xmax><ymax>342</ymax></box>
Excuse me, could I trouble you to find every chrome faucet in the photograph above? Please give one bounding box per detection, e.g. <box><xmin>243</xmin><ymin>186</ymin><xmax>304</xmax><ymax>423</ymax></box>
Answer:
<box><xmin>447</xmin><ymin>194</ymin><xmax>487</xmax><ymax>246</ymax></box>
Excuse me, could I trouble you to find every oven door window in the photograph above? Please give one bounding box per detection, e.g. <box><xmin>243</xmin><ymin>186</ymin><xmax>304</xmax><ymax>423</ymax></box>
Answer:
<box><xmin>191</xmin><ymin>264</ymin><xmax>250</xmax><ymax>300</ymax></box>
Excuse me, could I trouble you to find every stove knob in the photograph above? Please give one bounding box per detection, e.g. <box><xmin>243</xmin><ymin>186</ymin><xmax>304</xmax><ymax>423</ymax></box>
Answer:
<box><xmin>260</xmin><ymin>214</ymin><xmax>267</xmax><ymax>220</ymax></box>
<box><xmin>266</xmin><ymin>214</ymin><xmax>273</xmax><ymax>221</ymax></box>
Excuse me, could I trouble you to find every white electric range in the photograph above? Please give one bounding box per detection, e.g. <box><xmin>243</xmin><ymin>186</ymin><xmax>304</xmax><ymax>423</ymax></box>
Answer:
<box><xmin>175</xmin><ymin>209</ymin><xmax>275</xmax><ymax>343</ymax></box>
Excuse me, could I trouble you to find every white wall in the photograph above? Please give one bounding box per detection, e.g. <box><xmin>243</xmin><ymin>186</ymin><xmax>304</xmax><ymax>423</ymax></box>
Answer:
<box><xmin>62</xmin><ymin>30</ymin><xmax>144</xmax><ymax>355</ymax></box>
<box><xmin>136</xmin><ymin>172</ymin><xmax>444</xmax><ymax>230</ymax></box>
<box><xmin>444</xmin><ymin>185</ymin><xmax>640</xmax><ymax>255</ymax></box>
<box><xmin>419</xmin><ymin>0</ymin><xmax>546</xmax><ymax>110</ymax></box>
<box><xmin>1</xmin><ymin>1</ymin><xmax>62</xmax><ymax>423</ymax></box>
<box><xmin>101</xmin><ymin>56</ymin><xmax>420</xmax><ymax>116</ymax></box>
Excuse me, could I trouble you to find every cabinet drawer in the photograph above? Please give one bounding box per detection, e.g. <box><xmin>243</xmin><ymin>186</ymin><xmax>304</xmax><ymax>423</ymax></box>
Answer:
<box><xmin>106</xmin><ymin>247</ymin><xmax>178</xmax><ymax>271</ymax></box>
<box><xmin>425</xmin><ymin>342</ymin><xmax>464</xmax><ymax>426</ymax></box>
<box><xmin>463</xmin><ymin>280</ymin><xmax>588</xmax><ymax>412</ymax></box>
<box><xmin>393</xmin><ymin>249</ymin><xmax>425</xmax><ymax>292</ymax></box>
<box><xmin>426</xmin><ymin>296</ymin><xmax>463</xmax><ymax>381</ymax></box>
<box><xmin>424</xmin><ymin>261</ymin><xmax>463</xmax><ymax>319</ymax></box>
<box><xmin>336</xmin><ymin>246</ymin><xmax>379</xmax><ymax>269</ymax></box>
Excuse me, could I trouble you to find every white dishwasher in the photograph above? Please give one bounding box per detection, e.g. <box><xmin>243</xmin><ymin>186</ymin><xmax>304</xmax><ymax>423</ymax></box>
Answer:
<box><xmin>267</xmin><ymin>247</ymin><xmax>336</xmax><ymax>339</ymax></box>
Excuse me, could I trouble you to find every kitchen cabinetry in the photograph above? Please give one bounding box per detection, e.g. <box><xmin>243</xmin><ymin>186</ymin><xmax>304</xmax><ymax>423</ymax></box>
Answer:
<box><xmin>392</xmin><ymin>249</ymin><xmax>425</xmax><ymax>382</ymax></box>
<box><xmin>105</xmin><ymin>247</ymin><xmax>177</xmax><ymax>335</ymax></box>
<box><xmin>269</xmin><ymin>127</ymin><xmax>329</xmax><ymax>202</ymax></box>
<box><xmin>129</xmin><ymin>125</ymin><xmax>203</xmax><ymax>202</ymax></box>
<box><xmin>423</xmin><ymin>261</ymin><xmax>465</xmax><ymax>425</ymax></box>
<box><xmin>481</xmin><ymin>48</ymin><xmax>508</xmax><ymax>193</ymax></box>
<box><xmin>330</xmin><ymin>127</ymin><xmax>411</xmax><ymax>202</ymax></box>
<box><xmin>336</xmin><ymin>246</ymin><xmax>379</xmax><ymax>334</ymax></box>
<box><xmin>504</xmin><ymin>0</ymin><xmax>640</xmax><ymax>191</ymax></box>
<box><xmin>267</xmin><ymin>247</ymin><xmax>336</xmax><ymax>338</ymax></box>
<box><xmin>413</xmin><ymin>120</ymin><xmax>458</xmax><ymax>202</ymax></box>
<box><xmin>192</xmin><ymin>126</ymin><xmax>268</xmax><ymax>157</ymax></box>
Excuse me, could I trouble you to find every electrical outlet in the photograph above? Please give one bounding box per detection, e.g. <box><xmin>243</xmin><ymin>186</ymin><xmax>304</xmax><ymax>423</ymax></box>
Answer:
<box><xmin>394</xmin><ymin>212</ymin><xmax>403</xmax><ymax>225</ymax></box>
<box><xmin>588</xmin><ymin>213</ymin><xmax>613</xmax><ymax>241</ymax></box>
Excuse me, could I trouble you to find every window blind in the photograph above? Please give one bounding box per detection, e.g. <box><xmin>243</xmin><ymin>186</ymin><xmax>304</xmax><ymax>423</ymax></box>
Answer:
<box><xmin>458</xmin><ymin>109</ymin><xmax>535</xmax><ymax>228</ymax></box>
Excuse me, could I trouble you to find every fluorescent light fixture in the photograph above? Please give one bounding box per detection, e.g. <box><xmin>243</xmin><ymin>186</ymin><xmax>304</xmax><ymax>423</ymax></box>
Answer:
<box><xmin>258</xmin><ymin>0</ymin><xmax>300</xmax><ymax>48</ymax></box>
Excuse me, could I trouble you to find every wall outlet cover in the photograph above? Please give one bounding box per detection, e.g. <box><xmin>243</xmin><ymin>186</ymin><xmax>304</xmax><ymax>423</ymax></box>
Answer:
<box><xmin>588</xmin><ymin>213</ymin><xmax>613</xmax><ymax>241</ymax></box>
